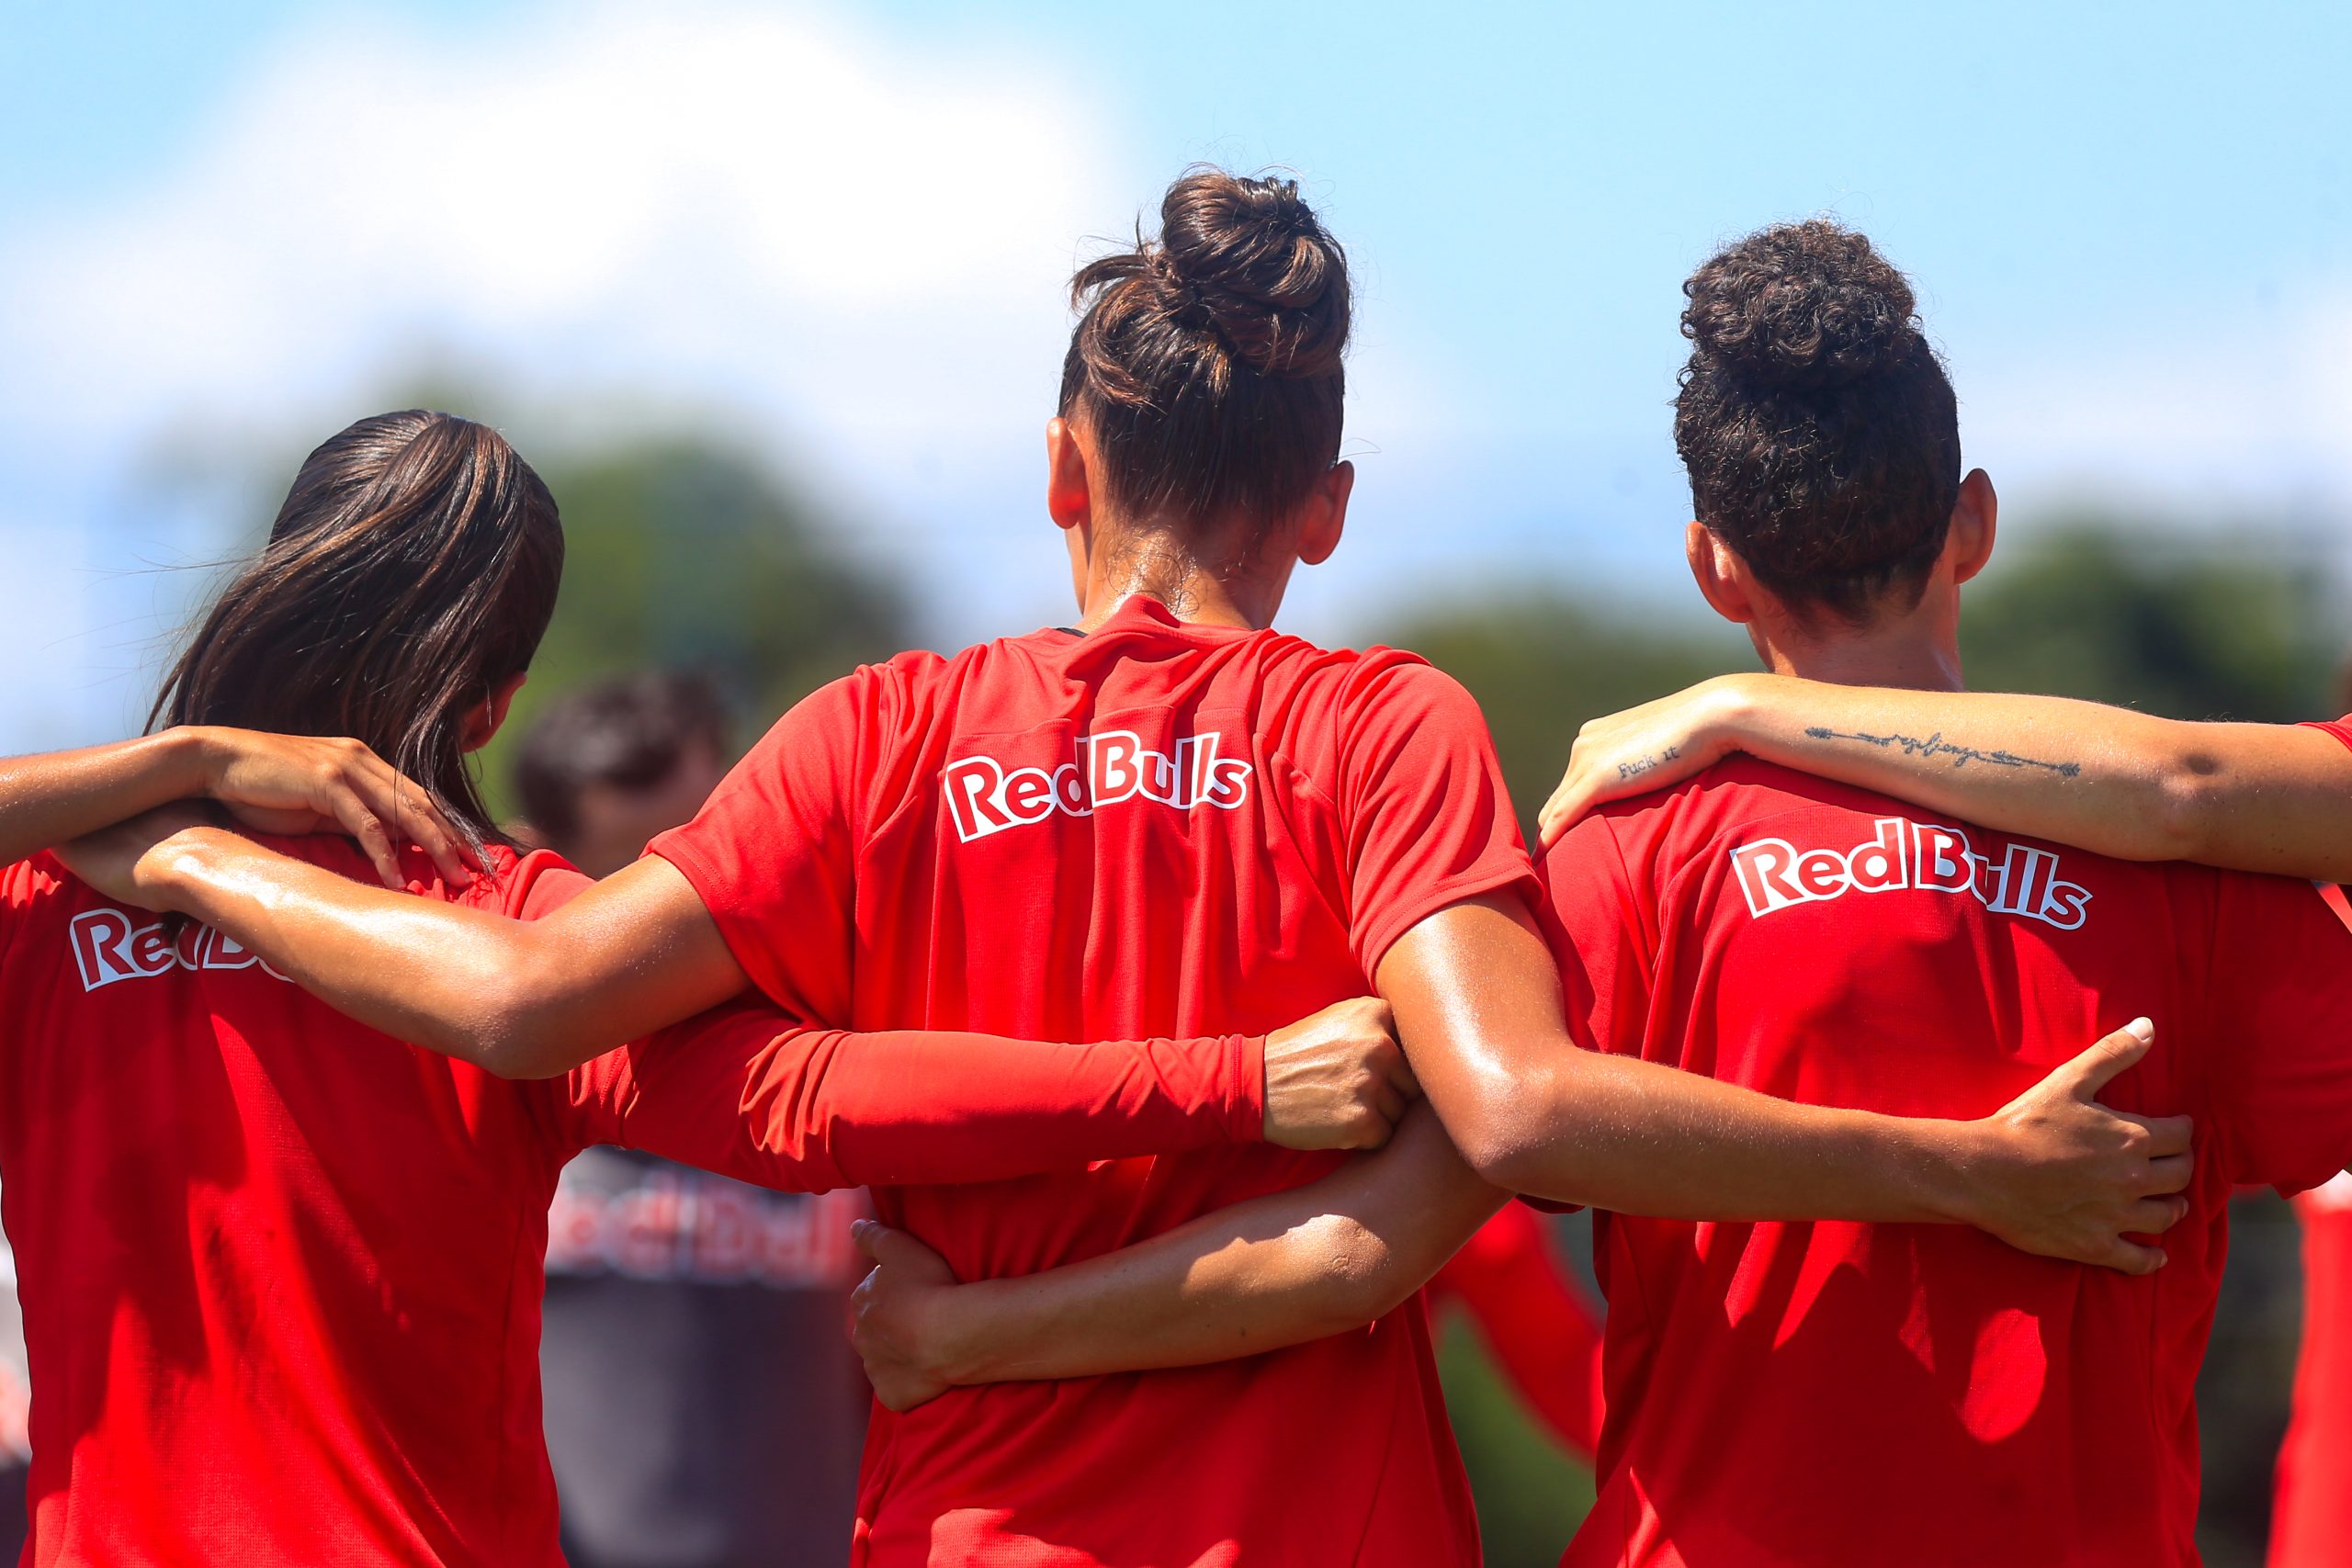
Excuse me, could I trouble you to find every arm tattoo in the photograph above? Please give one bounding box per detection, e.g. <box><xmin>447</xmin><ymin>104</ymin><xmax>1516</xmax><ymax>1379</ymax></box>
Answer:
<box><xmin>1803</xmin><ymin>727</ymin><xmax>2081</xmax><ymax>778</ymax></box>
<box><xmin>1616</xmin><ymin>746</ymin><xmax>1681</xmax><ymax>782</ymax></box>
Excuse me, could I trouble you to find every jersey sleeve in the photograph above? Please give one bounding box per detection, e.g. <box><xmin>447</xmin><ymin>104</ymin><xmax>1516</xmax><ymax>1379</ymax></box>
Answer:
<box><xmin>1337</xmin><ymin>656</ymin><xmax>1540</xmax><ymax>975</ymax></box>
<box><xmin>554</xmin><ymin>1007</ymin><xmax>1268</xmax><ymax>1190</ymax></box>
<box><xmin>2302</xmin><ymin>716</ymin><xmax>2352</xmax><ymax>755</ymax></box>
<box><xmin>646</xmin><ymin>671</ymin><xmax>879</xmax><ymax>1023</ymax></box>
<box><xmin>2198</xmin><ymin>868</ymin><xmax>2352</xmax><ymax>1194</ymax></box>
<box><xmin>0</xmin><ymin>859</ymin><xmax>40</xmax><ymax>962</ymax></box>
<box><xmin>1538</xmin><ymin>810</ymin><xmax>1657</xmax><ymax>1059</ymax></box>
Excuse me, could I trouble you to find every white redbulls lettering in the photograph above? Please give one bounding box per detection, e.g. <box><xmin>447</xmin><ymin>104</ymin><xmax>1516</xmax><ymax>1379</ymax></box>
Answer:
<box><xmin>1730</xmin><ymin>818</ymin><xmax>2092</xmax><ymax>931</ymax></box>
<box><xmin>944</xmin><ymin>729</ymin><xmax>1251</xmax><ymax>842</ymax></box>
<box><xmin>70</xmin><ymin>908</ymin><xmax>291</xmax><ymax>992</ymax></box>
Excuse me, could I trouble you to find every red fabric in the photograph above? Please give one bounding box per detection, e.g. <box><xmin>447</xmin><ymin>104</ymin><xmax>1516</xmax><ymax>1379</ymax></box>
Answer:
<box><xmin>2302</xmin><ymin>715</ymin><xmax>2352</xmax><ymax>754</ymax></box>
<box><xmin>1426</xmin><ymin>1205</ymin><xmax>1605</xmax><ymax>1461</ymax></box>
<box><xmin>1541</xmin><ymin>757</ymin><xmax>2352</xmax><ymax>1568</ymax></box>
<box><xmin>2271</xmin><ymin>1177</ymin><xmax>2352</xmax><ymax>1568</ymax></box>
<box><xmin>653</xmin><ymin>595</ymin><xmax>1537</xmax><ymax>1568</ymax></box>
<box><xmin>0</xmin><ymin>836</ymin><xmax>1265</xmax><ymax>1567</ymax></box>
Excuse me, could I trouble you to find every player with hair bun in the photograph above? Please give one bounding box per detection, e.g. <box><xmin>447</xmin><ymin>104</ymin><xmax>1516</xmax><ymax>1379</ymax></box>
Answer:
<box><xmin>850</xmin><ymin>219</ymin><xmax>2352</xmax><ymax>1567</ymax></box>
<box><xmin>71</xmin><ymin>178</ymin><xmax>2189</xmax><ymax>1566</ymax></box>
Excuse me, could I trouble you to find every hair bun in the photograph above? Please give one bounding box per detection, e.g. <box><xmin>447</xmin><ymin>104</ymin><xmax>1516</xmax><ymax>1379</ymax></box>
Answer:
<box><xmin>1682</xmin><ymin>220</ymin><xmax>1923</xmax><ymax>391</ymax></box>
<box><xmin>1148</xmin><ymin>168</ymin><xmax>1351</xmax><ymax>379</ymax></box>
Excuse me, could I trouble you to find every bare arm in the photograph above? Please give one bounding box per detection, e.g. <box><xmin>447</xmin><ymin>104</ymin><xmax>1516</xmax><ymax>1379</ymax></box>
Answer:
<box><xmin>0</xmin><ymin>729</ymin><xmax>469</xmax><ymax>887</ymax></box>
<box><xmin>1538</xmin><ymin>674</ymin><xmax>2352</xmax><ymax>883</ymax></box>
<box><xmin>851</xmin><ymin>896</ymin><xmax>2193</xmax><ymax>1409</ymax></box>
<box><xmin>849</xmin><ymin>1105</ymin><xmax>1508</xmax><ymax>1409</ymax></box>
<box><xmin>1384</xmin><ymin>896</ymin><xmax>2190</xmax><ymax>1269</ymax></box>
<box><xmin>62</xmin><ymin>817</ymin><xmax>745</xmax><ymax>1077</ymax></box>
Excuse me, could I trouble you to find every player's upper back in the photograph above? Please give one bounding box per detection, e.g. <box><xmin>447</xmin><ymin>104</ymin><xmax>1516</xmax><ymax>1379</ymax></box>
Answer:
<box><xmin>0</xmin><ymin>840</ymin><xmax>589</xmax><ymax>1567</ymax></box>
<box><xmin>1542</xmin><ymin>755</ymin><xmax>2352</xmax><ymax>1566</ymax></box>
<box><xmin>1544</xmin><ymin>755</ymin><xmax>2352</xmax><ymax>1180</ymax></box>
<box><xmin>660</xmin><ymin>594</ymin><xmax>1528</xmax><ymax>1044</ymax></box>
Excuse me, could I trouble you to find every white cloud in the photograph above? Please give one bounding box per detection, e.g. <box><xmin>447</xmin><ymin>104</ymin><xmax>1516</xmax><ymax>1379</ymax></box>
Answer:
<box><xmin>0</xmin><ymin>1</ymin><xmax>1199</xmax><ymax>744</ymax></box>
<box><xmin>1963</xmin><ymin>294</ymin><xmax>2352</xmax><ymax>532</ymax></box>
<box><xmin>0</xmin><ymin>3</ymin><xmax>1134</xmax><ymax>466</ymax></box>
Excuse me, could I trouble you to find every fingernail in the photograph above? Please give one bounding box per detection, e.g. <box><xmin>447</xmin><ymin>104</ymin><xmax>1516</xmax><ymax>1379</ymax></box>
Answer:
<box><xmin>2125</xmin><ymin>1018</ymin><xmax>2154</xmax><ymax>1042</ymax></box>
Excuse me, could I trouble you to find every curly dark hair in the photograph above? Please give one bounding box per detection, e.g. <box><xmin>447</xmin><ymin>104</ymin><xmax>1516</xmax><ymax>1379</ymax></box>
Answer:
<box><xmin>1674</xmin><ymin>220</ymin><xmax>1961</xmax><ymax>624</ymax></box>
<box><xmin>1058</xmin><ymin>166</ymin><xmax>1351</xmax><ymax>548</ymax></box>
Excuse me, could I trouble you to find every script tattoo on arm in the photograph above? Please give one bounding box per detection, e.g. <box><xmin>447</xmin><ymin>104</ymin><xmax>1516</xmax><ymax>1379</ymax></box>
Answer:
<box><xmin>1617</xmin><ymin>746</ymin><xmax>1681</xmax><ymax>782</ymax></box>
<box><xmin>1803</xmin><ymin>727</ymin><xmax>2082</xmax><ymax>778</ymax></box>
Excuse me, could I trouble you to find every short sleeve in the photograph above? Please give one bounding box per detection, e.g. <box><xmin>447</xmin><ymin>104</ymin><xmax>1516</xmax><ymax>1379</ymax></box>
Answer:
<box><xmin>2304</xmin><ymin>716</ymin><xmax>2352</xmax><ymax>756</ymax></box>
<box><xmin>1538</xmin><ymin>813</ymin><xmax>1656</xmax><ymax>1059</ymax></box>
<box><xmin>648</xmin><ymin>671</ymin><xmax>884</xmax><ymax>1025</ymax></box>
<box><xmin>0</xmin><ymin>858</ymin><xmax>51</xmax><ymax>964</ymax></box>
<box><xmin>2199</xmin><ymin>867</ymin><xmax>2352</xmax><ymax>1194</ymax></box>
<box><xmin>1337</xmin><ymin>656</ymin><xmax>1539</xmax><ymax>975</ymax></box>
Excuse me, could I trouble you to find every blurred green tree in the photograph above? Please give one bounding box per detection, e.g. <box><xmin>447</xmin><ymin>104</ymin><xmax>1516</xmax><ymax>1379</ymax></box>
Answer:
<box><xmin>1962</xmin><ymin>524</ymin><xmax>2338</xmax><ymax>723</ymax></box>
<box><xmin>475</xmin><ymin>437</ymin><xmax>913</xmax><ymax>817</ymax></box>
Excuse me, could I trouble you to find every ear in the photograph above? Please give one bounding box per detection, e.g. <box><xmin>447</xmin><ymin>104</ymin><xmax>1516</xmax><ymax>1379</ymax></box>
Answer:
<box><xmin>1295</xmin><ymin>461</ymin><xmax>1353</xmax><ymax>567</ymax></box>
<box><xmin>1685</xmin><ymin>521</ymin><xmax>1760</xmax><ymax>625</ymax></box>
<box><xmin>1948</xmin><ymin>468</ymin><xmax>1998</xmax><ymax>586</ymax></box>
<box><xmin>1046</xmin><ymin>417</ymin><xmax>1091</xmax><ymax>534</ymax></box>
<box><xmin>459</xmin><ymin>672</ymin><xmax>528</xmax><ymax>754</ymax></box>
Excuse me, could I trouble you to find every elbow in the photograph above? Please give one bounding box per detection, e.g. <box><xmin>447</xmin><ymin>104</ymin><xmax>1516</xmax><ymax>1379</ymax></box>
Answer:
<box><xmin>2145</xmin><ymin>749</ymin><xmax>2226</xmax><ymax>863</ymax></box>
<box><xmin>1290</xmin><ymin>1214</ymin><xmax>1419</xmax><ymax>1334</ymax></box>
<box><xmin>454</xmin><ymin>953</ymin><xmax>576</xmax><ymax>1080</ymax></box>
<box><xmin>1442</xmin><ymin>1070</ymin><xmax>1566</xmax><ymax>1197</ymax></box>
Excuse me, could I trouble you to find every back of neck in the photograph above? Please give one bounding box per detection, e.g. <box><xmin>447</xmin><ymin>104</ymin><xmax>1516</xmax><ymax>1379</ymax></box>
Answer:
<box><xmin>1756</xmin><ymin>611</ymin><xmax>1965</xmax><ymax>694</ymax></box>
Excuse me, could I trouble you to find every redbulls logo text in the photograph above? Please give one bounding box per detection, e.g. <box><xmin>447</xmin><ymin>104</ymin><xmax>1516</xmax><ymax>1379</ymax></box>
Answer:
<box><xmin>1731</xmin><ymin>818</ymin><xmax>2092</xmax><ymax>931</ymax></box>
<box><xmin>70</xmin><ymin>908</ymin><xmax>288</xmax><ymax>992</ymax></box>
<box><xmin>944</xmin><ymin>729</ymin><xmax>1251</xmax><ymax>843</ymax></box>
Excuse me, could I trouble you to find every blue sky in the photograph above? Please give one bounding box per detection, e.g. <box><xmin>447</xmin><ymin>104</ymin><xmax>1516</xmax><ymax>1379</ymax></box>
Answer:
<box><xmin>6</xmin><ymin>0</ymin><xmax>2350</xmax><ymax>747</ymax></box>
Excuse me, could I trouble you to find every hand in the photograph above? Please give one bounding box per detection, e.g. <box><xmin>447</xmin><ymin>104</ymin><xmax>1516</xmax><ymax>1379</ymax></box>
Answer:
<box><xmin>1536</xmin><ymin>676</ymin><xmax>1753</xmax><ymax>848</ymax></box>
<box><xmin>1261</xmin><ymin>997</ymin><xmax>1416</xmax><ymax>1152</ymax></box>
<box><xmin>186</xmin><ymin>727</ymin><xmax>473</xmax><ymax>889</ymax></box>
<box><xmin>1955</xmin><ymin>1018</ymin><xmax>2193</xmax><ymax>1274</ymax></box>
<box><xmin>850</xmin><ymin>1219</ymin><xmax>964</xmax><ymax>1412</ymax></box>
<box><xmin>55</xmin><ymin>803</ymin><xmax>220</xmax><ymax>911</ymax></box>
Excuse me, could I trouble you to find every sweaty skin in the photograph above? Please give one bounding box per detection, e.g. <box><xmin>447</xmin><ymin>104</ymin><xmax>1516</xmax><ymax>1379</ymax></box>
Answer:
<box><xmin>65</xmin><ymin>820</ymin><xmax>2190</xmax><ymax>1276</ymax></box>
<box><xmin>1539</xmin><ymin>674</ymin><xmax>2352</xmax><ymax>885</ymax></box>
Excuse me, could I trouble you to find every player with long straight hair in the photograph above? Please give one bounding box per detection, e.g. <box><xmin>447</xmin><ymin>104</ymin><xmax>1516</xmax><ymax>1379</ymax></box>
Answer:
<box><xmin>64</xmin><ymin>175</ymin><xmax>2188</xmax><ymax>1566</ymax></box>
<box><xmin>0</xmin><ymin>410</ymin><xmax>1408</xmax><ymax>1564</ymax></box>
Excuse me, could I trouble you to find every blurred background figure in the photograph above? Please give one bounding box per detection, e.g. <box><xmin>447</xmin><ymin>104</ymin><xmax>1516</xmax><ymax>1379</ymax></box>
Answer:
<box><xmin>0</xmin><ymin>1190</ymin><xmax>28</xmax><ymax>1557</ymax></box>
<box><xmin>515</xmin><ymin>671</ymin><xmax>870</xmax><ymax>1568</ymax></box>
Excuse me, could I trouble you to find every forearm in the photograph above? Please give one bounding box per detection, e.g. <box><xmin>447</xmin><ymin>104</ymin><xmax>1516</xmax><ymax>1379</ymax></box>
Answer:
<box><xmin>922</xmin><ymin>1109</ymin><xmax>1504</xmax><ymax>1386</ymax></box>
<box><xmin>0</xmin><ymin>731</ymin><xmax>209</xmax><ymax>866</ymax></box>
<box><xmin>142</xmin><ymin>827</ymin><xmax>580</xmax><ymax>1066</ymax></box>
<box><xmin>1472</xmin><ymin>1047</ymin><xmax>1974</xmax><ymax>1224</ymax></box>
<box><xmin>1710</xmin><ymin>676</ymin><xmax>2352</xmax><ymax>881</ymax></box>
<box><xmin>611</xmin><ymin>1021</ymin><xmax>1267</xmax><ymax>1190</ymax></box>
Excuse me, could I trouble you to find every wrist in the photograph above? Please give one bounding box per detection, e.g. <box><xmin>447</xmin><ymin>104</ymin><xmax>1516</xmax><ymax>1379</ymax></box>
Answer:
<box><xmin>155</xmin><ymin>727</ymin><xmax>222</xmax><ymax>799</ymax></box>
<box><xmin>922</xmin><ymin>1280</ymin><xmax>1012</xmax><ymax>1386</ymax></box>
<box><xmin>1896</xmin><ymin>1116</ymin><xmax>1988</xmax><ymax>1227</ymax></box>
<box><xmin>140</xmin><ymin>825</ymin><xmax>240</xmax><ymax>916</ymax></box>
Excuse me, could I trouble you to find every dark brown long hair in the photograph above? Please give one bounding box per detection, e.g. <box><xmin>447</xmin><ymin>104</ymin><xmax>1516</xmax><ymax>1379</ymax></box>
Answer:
<box><xmin>1675</xmin><ymin>220</ymin><xmax>1961</xmax><ymax>624</ymax></box>
<box><xmin>1059</xmin><ymin>167</ymin><xmax>1351</xmax><ymax>558</ymax></box>
<box><xmin>152</xmin><ymin>411</ymin><xmax>564</xmax><ymax>845</ymax></box>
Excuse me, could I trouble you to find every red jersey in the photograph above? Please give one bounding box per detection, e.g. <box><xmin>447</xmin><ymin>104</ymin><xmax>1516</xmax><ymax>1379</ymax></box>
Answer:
<box><xmin>0</xmin><ymin>840</ymin><xmax>1265</xmax><ymax>1566</ymax></box>
<box><xmin>2266</xmin><ymin>713</ymin><xmax>2352</xmax><ymax>1568</ymax></box>
<box><xmin>1426</xmin><ymin>1206</ymin><xmax>1605</xmax><ymax>1461</ymax></box>
<box><xmin>2271</xmin><ymin>1177</ymin><xmax>2352</xmax><ymax>1568</ymax></box>
<box><xmin>653</xmin><ymin>596</ymin><xmax>1536</xmax><ymax>1568</ymax></box>
<box><xmin>1542</xmin><ymin>758</ymin><xmax>2352</xmax><ymax>1568</ymax></box>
